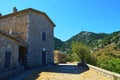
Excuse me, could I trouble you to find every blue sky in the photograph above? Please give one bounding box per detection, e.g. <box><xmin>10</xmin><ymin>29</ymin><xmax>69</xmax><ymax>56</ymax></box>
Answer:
<box><xmin>0</xmin><ymin>0</ymin><xmax>120</xmax><ymax>41</ymax></box>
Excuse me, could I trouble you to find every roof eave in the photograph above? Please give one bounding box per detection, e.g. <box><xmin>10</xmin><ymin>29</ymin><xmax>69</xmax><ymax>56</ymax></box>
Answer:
<box><xmin>0</xmin><ymin>8</ymin><xmax>56</xmax><ymax>27</ymax></box>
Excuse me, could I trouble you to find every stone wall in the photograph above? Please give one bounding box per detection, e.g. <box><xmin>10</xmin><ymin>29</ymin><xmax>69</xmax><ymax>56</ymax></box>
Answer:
<box><xmin>0</xmin><ymin>13</ymin><xmax>28</xmax><ymax>40</ymax></box>
<box><xmin>0</xmin><ymin>33</ymin><xmax>19</xmax><ymax>71</ymax></box>
<box><xmin>0</xmin><ymin>9</ymin><xmax>55</xmax><ymax>68</ymax></box>
<box><xmin>88</xmin><ymin>64</ymin><xmax>120</xmax><ymax>80</ymax></box>
<box><xmin>27</xmin><ymin>12</ymin><xmax>54</xmax><ymax>67</ymax></box>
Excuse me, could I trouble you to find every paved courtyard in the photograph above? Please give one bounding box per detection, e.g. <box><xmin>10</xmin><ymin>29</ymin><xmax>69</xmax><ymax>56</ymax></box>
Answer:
<box><xmin>9</xmin><ymin>63</ymin><xmax>111</xmax><ymax>80</ymax></box>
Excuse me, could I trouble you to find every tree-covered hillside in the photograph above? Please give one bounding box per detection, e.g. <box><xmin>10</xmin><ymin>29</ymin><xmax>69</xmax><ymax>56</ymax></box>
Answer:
<box><xmin>93</xmin><ymin>43</ymin><xmax>120</xmax><ymax>73</ymax></box>
<box><xmin>61</xmin><ymin>31</ymin><xmax>107</xmax><ymax>51</ymax></box>
<box><xmin>54</xmin><ymin>30</ymin><xmax>120</xmax><ymax>73</ymax></box>
<box><xmin>54</xmin><ymin>37</ymin><xmax>64</xmax><ymax>50</ymax></box>
<box><xmin>98</xmin><ymin>31</ymin><xmax>120</xmax><ymax>48</ymax></box>
<box><xmin>55</xmin><ymin>31</ymin><xmax>120</xmax><ymax>52</ymax></box>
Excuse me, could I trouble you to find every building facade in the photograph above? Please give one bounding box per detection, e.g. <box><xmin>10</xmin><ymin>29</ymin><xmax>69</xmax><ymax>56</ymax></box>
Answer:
<box><xmin>0</xmin><ymin>8</ymin><xmax>55</xmax><ymax>68</ymax></box>
<box><xmin>0</xmin><ymin>30</ymin><xmax>19</xmax><ymax>71</ymax></box>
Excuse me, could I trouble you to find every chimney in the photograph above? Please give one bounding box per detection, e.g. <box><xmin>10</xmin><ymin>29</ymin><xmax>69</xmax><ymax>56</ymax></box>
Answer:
<box><xmin>0</xmin><ymin>13</ymin><xmax>2</xmax><ymax>17</ymax></box>
<box><xmin>13</xmin><ymin>7</ymin><xmax>17</xmax><ymax>13</ymax></box>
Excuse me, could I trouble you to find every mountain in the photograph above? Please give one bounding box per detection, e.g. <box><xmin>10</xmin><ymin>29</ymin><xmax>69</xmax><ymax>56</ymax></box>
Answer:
<box><xmin>61</xmin><ymin>31</ymin><xmax>107</xmax><ymax>51</ymax></box>
<box><xmin>92</xmin><ymin>31</ymin><xmax>120</xmax><ymax>50</ymax></box>
<box><xmin>100</xmin><ymin>31</ymin><xmax>120</xmax><ymax>46</ymax></box>
<box><xmin>54</xmin><ymin>37</ymin><xmax>64</xmax><ymax>50</ymax></box>
<box><xmin>54</xmin><ymin>31</ymin><xmax>120</xmax><ymax>51</ymax></box>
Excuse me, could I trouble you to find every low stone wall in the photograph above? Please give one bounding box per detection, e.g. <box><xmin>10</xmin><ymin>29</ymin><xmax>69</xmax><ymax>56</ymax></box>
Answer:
<box><xmin>88</xmin><ymin>64</ymin><xmax>120</xmax><ymax>80</ymax></box>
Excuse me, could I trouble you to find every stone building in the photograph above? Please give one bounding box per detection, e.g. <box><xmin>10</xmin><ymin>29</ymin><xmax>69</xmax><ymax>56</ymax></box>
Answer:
<box><xmin>0</xmin><ymin>30</ymin><xmax>20</xmax><ymax>71</ymax></box>
<box><xmin>0</xmin><ymin>8</ymin><xmax>55</xmax><ymax>69</ymax></box>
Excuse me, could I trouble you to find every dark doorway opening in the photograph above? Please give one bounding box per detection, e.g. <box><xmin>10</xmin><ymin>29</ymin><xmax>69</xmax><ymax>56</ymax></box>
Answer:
<box><xmin>4</xmin><ymin>51</ymin><xmax>11</xmax><ymax>68</ymax></box>
<box><xmin>19</xmin><ymin>46</ymin><xmax>27</xmax><ymax>66</ymax></box>
<box><xmin>42</xmin><ymin>51</ymin><xmax>46</xmax><ymax>66</ymax></box>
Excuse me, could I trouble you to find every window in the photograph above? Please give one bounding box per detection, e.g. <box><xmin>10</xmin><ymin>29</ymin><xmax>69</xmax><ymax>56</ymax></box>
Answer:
<box><xmin>42</xmin><ymin>32</ymin><xmax>46</xmax><ymax>41</ymax></box>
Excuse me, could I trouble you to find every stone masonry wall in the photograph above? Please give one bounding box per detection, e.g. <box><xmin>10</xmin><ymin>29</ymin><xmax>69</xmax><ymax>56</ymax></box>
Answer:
<box><xmin>0</xmin><ymin>13</ymin><xmax>28</xmax><ymax>41</ymax></box>
<box><xmin>0</xmin><ymin>34</ymin><xmax>19</xmax><ymax>71</ymax></box>
<box><xmin>27</xmin><ymin>12</ymin><xmax>54</xmax><ymax>67</ymax></box>
<box><xmin>88</xmin><ymin>64</ymin><xmax>120</xmax><ymax>80</ymax></box>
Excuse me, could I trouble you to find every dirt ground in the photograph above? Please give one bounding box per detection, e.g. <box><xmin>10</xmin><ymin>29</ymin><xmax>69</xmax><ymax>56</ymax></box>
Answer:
<box><xmin>23</xmin><ymin>63</ymin><xmax>110</xmax><ymax>80</ymax></box>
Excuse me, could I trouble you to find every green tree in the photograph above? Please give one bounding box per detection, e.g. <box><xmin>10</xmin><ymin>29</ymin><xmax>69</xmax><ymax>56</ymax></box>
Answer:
<box><xmin>71</xmin><ymin>42</ymin><xmax>91</xmax><ymax>65</ymax></box>
<box><xmin>66</xmin><ymin>49</ymin><xmax>74</xmax><ymax>62</ymax></box>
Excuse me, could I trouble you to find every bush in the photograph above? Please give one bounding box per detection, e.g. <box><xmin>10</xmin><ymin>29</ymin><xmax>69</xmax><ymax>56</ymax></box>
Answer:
<box><xmin>66</xmin><ymin>42</ymin><xmax>97</xmax><ymax>65</ymax></box>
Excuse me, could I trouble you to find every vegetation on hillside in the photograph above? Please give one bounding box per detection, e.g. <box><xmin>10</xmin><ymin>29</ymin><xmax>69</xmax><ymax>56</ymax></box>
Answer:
<box><xmin>67</xmin><ymin>42</ymin><xmax>97</xmax><ymax>65</ymax></box>
<box><xmin>95</xmin><ymin>31</ymin><xmax>120</xmax><ymax>48</ymax></box>
<box><xmin>94</xmin><ymin>43</ymin><xmax>120</xmax><ymax>73</ymax></box>
<box><xmin>66</xmin><ymin>42</ymin><xmax>120</xmax><ymax>73</ymax></box>
<box><xmin>54</xmin><ymin>37</ymin><xmax>64</xmax><ymax>50</ymax></box>
<box><xmin>54</xmin><ymin>30</ymin><xmax>120</xmax><ymax>74</ymax></box>
<box><xmin>61</xmin><ymin>31</ymin><xmax>107</xmax><ymax>51</ymax></box>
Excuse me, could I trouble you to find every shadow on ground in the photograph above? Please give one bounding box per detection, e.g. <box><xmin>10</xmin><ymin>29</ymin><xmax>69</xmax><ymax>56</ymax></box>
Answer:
<box><xmin>25</xmin><ymin>64</ymin><xmax>89</xmax><ymax>80</ymax></box>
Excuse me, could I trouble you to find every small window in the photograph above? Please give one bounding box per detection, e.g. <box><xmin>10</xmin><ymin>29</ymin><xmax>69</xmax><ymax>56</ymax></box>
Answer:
<box><xmin>42</xmin><ymin>32</ymin><xmax>46</xmax><ymax>41</ymax></box>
